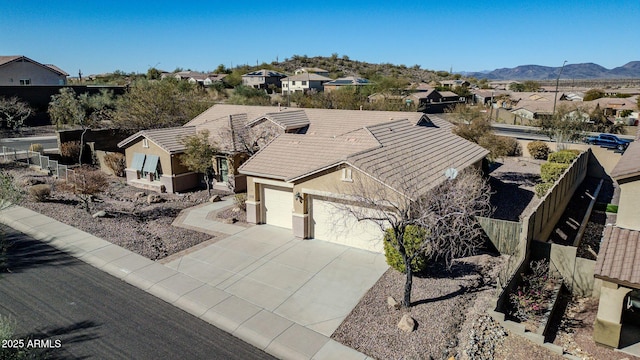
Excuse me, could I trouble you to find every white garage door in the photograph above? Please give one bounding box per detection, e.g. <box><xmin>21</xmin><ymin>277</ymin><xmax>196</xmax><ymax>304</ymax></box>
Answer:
<box><xmin>311</xmin><ymin>197</ymin><xmax>384</xmax><ymax>253</ymax></box>
<box><xmin>263</xmin><ymin>186</ymin><xmax>293</xmax><ymax>229</ymax></box>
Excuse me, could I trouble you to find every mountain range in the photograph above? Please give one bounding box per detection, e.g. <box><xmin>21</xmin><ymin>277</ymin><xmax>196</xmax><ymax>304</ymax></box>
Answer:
<box><xmin>465</xmin><ymin>61</ymin><xmax>640</xmax><ymax>80</ymax></box>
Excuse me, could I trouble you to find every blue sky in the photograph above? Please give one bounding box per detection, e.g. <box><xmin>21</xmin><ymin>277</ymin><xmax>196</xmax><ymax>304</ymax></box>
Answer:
<box><xmin>2</xmin><ymin>1</ymin><xmax>639</xmax><ymax>76</ymax></box>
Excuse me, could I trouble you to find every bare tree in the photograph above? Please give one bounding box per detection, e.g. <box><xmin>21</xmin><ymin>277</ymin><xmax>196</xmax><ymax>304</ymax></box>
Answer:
<box><xmin>333</xmin><ymin>166</ymin><xmax>492</xmax><ymax>308</ymax></box>
<box><xmin>61</xmin><ymin>167</ymin><xmax>108</xmax><ymax>214</ymax></box>
<box><xmin>0</xmin><ymin>97</ymin><xmax>32</xmax><ymax>130</ymax></box>
<box><xmin>218</xmin><ymin>120</ymin><xmax>281</xmax><ymax>157</ymax></box>
<box><xmin>180</xmin><ymin>130</ymin><xmax>217</xmax><ymax>195</ymax></box>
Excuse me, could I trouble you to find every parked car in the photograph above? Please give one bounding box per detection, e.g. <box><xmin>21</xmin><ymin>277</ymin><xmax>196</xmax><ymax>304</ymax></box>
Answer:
<box><xmin>585</xmin><ymin>133</ymin><xmax>631</xmax><ymax>151</ymax></box>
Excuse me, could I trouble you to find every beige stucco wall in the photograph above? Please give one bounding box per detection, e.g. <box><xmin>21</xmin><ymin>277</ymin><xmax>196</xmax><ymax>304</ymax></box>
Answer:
<box><xmin>617</xmin><ymin>180</ymin><xmax>640</xmax><ymax>231</ymax></box>
<box><xmin>0</xmin><ymin>60</ymin><xmax>66</xmax><ymax>85</ymax></box>
<box><xmin>594</xmin><ymin>282</ymin><xmax>631</xmax><ymax>347</ymax></box>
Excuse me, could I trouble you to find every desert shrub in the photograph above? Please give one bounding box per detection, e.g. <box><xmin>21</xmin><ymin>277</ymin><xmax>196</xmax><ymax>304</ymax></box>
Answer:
<box><xmin>28</xmin><ymin>143</ymin><xmax>44</xmax><ymax>154</ymax></box>
<box><xmin>540</xmin><ymin>162</ymin><xmax>569</xmax><ymax>183</ymax></box>
<box><xmin>28</xmin><ymin>184</ymin><xmax>51</xmax><ymax>202</ymax></box>
<box><xmin>60</xmin><ymin>141</ymin><xmax>81</xmax><ymax>162</ymax></box>
<box><xmin>384</xmin><ymin>225</ymin><xmax>428</xmax><ymax>274</ymax></box>
<box><xmin>234</xmin><ymin>193</ymin><xmax>247</xmax><ymax>211</ymax></box>
<box><xmin>479</xmin><ymin>135</ymin><xmax>522</xmax><ymax>159</ymax></box>
<box><xmin>548</xmin><ymin>149</ymin><xmax>580</xmax><ymax>164</ymax></box>
<box><xmin>510</xmin><ymin>259</ymin><xmax>558</xmax><ymax>323</ymax></box>
<box><xmin>61</xmin><ymin>166</ymin><xmax>108</xmax><ymax>213</ymax></box>
<box><xmin>535</xmin><ymin>182</ymin><xmax>554</xmax><ymax>198</ymax></box>
<box><xmin>527</xmin><ymin>141</ymin><xmax>550</xmax><ymax>160</ymax></box>
<box><xmin>103</xmin><ymin>152</ymin><xmax>126</xmax><ymax>177</ymax></box>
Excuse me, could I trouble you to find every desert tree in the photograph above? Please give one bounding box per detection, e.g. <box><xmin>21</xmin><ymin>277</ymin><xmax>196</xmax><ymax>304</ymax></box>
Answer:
<box><xmin>538</xmin><ymin>103</ymin><xmax>588</xmax><ymax>149</ymax></box>
<box><xmin>333</xmin><ymin>165</ymin><xmax>492</xmax><ymax>308</ymax></box>
<box><xmin>48</xmin><ymin>88</ymin><xmax>115</xmax><ymax>164</ymax></box>
<box><xmin>62</xmin><ymin>167</ymin><xmax>108</xmax><ymax>214</ymax></box>
<box><xmin>180</xmin><ymin>130</ymin><xmax>217</xmax><ymax>195</ymax></box>
<box><xmin>589</xmin><ymin>104</ymin><xmax>624</xmax><ymax>134</ymax></box>
<box><xmin>0</xmin><ymin>96</ymin><xmax>32</xmax><ymax>131</ymax></box>
<box><xmin>113</xmin><ymin>78</ymin><xmax>213</xmax><ymax>131</ymax></box>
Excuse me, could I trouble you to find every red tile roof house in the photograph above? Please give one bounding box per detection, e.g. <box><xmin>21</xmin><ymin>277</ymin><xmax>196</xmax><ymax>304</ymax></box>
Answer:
<box><xmin>219</xmin><ymin>105</ymin><xmax>489</xmax><ymax>253</ymax></box>
<box><xmin>593</xmin><ymin>134</ymin><xmax>640</xmax><ymax>349</ymax></box>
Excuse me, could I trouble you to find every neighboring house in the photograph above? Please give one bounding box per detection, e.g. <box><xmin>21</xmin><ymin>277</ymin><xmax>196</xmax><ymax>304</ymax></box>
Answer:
<box><xmin>281</xmin><ymin>73</ymin><xmax>332</xmax><ymax>94</ymax></box>
<box><xmin>440</xmin><ymin>79</ymin><xmax>470</xmax><ymax>88</ymax></box>
<box><xmin>323</xmin><ymin>76</ymin><xmax>370</xmax><ymax>93</ymax></box>
<box><xmin>294</xmin><ymin>67</ymin><xmax>329</xmax><ymax>77</ymax></box>
<box><xmin>236</xmin><ymin>107</ymin><xmax>488</xmax><ymax>253</ymax></box>
<box><xmin>117</xmin><ymin>127</ymin><xmax>199</xmax><ymax>194</ymax></box>
<box><xmin>0</xmin><ymin>55</ymin><xmax>68</xmax><ymax>85</ymax></box>
<box><xmin>406</xmin><ymin>89</ymin><xmax>465</xmax><ymax>113</ymax></box>
<box><xmin>593</xmin><ymin>134</ymin><xmax>640</xmax><ymax>349</ymax></box>
<box><xmin>161</xmin><ymin>71</ymin><xmax>226</xmax><ymax>87</ymax></box>
<box><xmin>241</xmin><ymin>69</ymin><xmax>287</xmax><ymax>91</ymax></box>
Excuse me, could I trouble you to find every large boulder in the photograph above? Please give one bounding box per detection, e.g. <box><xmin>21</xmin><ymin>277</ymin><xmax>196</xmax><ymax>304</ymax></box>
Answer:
<box><xmin>147</xmin><ymin>194</ymin><xmax>163</xmax><ymax>204</ymax></box>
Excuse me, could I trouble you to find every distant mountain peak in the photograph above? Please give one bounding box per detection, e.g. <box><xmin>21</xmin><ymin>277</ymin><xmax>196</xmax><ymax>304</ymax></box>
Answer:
<box><xmin>466</xmin><ymin>62</ymin><xmax>640</xmax><ymax>80</ymax></box>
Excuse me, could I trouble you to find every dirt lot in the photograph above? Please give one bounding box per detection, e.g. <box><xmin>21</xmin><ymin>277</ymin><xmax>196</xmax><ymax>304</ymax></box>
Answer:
<box><xmin>4</xmin><ymin>162</ymin><xmax>227</xmax><ymax>260</ymax></box>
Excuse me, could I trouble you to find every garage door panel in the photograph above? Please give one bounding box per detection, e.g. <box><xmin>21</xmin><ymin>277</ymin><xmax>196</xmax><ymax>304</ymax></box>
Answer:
<box><xmin>263</xmin><ymin>186</ymin><xmax>292</xmax><ymax>229</ymax></box>
<box><xmin>311</xmin><ymin>198</ymin><xmax>384</xmax><ymax>253</ymax></box>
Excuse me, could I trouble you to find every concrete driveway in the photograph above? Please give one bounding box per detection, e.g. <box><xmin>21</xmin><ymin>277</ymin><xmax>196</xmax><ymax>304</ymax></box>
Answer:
<box><xmin>164</xmin><ymin>224</ymin><xmax>389</xmax><ymax>337</ymax></box>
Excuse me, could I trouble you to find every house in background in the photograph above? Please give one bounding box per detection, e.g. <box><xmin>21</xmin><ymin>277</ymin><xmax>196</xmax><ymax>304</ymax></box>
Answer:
<box><xmin>594</xmin><ymin>133</ymin><xmax>640</xmax><ymax>350</ymax></box>
<box><xmin>241</xmin><ymin>69</ymin><xmax>287</xmax><ymax>92</ymax></box>
<box><xmin>161</xmin><ymin>71</ymin><xmax>227</xmax><ymax>87</ymax></box>
<box><xmin>406</xmin><ymin>89</ymin><xmax>465</xmax><ymax>113</ymax></box>
<box><xmin>0</xmin><ymin>55</ymin><xmax>68</xmax><ymax>85</ymax></box>
<box><xmin>281</xmin><ymin>73</ymin><xmax>332</xmax><ymax>94</ymax></box>
<box><xmin>323</xmin><ymin>76</ymin><xmax>370</xmax><ymax>93</ymax></box>
<box><xmin>294</xmin><ymin>67</ymin><xmax>330</xmax><ymax>77</ymax></box>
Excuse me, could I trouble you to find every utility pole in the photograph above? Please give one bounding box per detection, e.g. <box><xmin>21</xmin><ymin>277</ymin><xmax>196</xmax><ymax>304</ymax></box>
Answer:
<box><xmin>552</xmin><ymin>60</ymin><xmax>567</xmax><ymax>117</ymax></box>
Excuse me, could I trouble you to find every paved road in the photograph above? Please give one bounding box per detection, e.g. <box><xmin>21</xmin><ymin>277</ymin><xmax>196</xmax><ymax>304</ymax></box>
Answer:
<box><xmin>0</xmin><ymin>135</ymin><xmax>58</xmax><ymax>151</ymax></box>
<box><xmin>0</xmin><ymin>225</ymin><xmax>275</xmax><ymax>360</ymax></box>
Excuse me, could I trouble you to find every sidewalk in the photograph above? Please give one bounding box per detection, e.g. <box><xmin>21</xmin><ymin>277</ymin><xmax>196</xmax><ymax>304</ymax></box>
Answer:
<box><xmin>0</xmin><ymin>203</ymin><xmax>385</xmax><ymax>360</ymax></box>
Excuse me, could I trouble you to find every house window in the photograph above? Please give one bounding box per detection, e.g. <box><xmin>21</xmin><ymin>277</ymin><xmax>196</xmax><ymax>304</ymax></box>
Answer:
<box><xmin>341</xmin><ymin>168</ymin><xmax>353</xmax><ymax>182</ymax></box>
<box><xmin>302</xmin><ymin>81</ymin><xmax>307</xmax><ymax>86</ymax></box>
<box><xmin>19</xmin><ymin>79</ymin><xmax>31</xmax><ymax>86</ymax></box>
<box><xmin>142</xmin><ymin>138</ymin><xmax>149</xmax><ymax>148</ymax></box>
<box><xmin>291</xmin><ymin>81</ymin><xmax>296</xmax><ymax>85</ymax></box>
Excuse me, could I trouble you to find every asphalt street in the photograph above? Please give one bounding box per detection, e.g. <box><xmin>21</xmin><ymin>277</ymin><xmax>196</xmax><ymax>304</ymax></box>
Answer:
<box><xmin>0</xmin><ymin>225</ymin><xmax>276</xmax><ymax>360</ymax></box>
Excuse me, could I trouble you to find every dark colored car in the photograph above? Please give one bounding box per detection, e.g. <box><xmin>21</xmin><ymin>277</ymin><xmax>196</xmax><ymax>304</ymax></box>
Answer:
<box><xmin>585</xmin><ymin>133</ymin><xmax>631</xmax><ymax>151</ymax></box>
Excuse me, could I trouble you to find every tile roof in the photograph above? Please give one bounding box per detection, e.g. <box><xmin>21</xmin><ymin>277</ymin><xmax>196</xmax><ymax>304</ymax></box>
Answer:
<box><xmin>247</xmin><ymin>109</ymin><xmax>310</xmax><ymax>131</ymax></box>
<box><xmin>324</xmin><ymin>76</ymin><xmax>370</xmax><ymax>86</ymax></box>
<box><xmin>194</xmin><ymin>113</ymin><xmax>248</xmax><ymax>153</ymax></box>
<box><xmin>594</xmin><ymin>225</ymin><xmax>640</xmax><ymax>288</ymax></box>
<box><xmin>242</xmin><ymin>69</ymin><xmax>286</xmax><ymax>77</ymax></box>
<box><xmin>347</xmin><ymin>119</ymin><xmax>488</xmax><ymax>195</ymax></box>
<box><xmin>239</xmin><ymin>130</ymin><xmax>379</xmax><ymax>180</ymax></box>
<box><xmin>238</xmin><ymin>108</ymin><xmax>486</xmax><ymax>193</ymax></box>
<box><xmin>610</xmin><ymin>141</ymin><xmax>640</xmax><ymax>181</ymax></box>
<box><xmin>281</xmin><ymin>73</ymin><xmax>332</xmax><ymax>81</ymax></box>
<box><xmin>117</xmin><ymin>126</ymin><xmax>197</xmax><ymax>153</ymax></box>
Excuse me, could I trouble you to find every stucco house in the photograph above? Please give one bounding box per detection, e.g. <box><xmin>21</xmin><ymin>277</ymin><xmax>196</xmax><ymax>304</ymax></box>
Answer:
<box><xmin>117</xmin><ymin>127</ymin><xmax>199</xmax><ymax>194</ymax></box>
<box><xmin>241</xmin><ymin>69</ymin><xmax>287</xmax><ymax>91</ymax></box>
<box><xmin>323</xmin><ymin>76</ymin><xmax>370</xmax><ymax>93</ymax></box>
<box><xmin>281</xmin><ymin>73</ymin><xmax>332</xmax><ymax>94</ymax></box>
<box><xmin>0</xmin><ymin>55</ymin><xmax>68</xmax><ymax>85</ymax></box>
<box><xmin>593</xmin><ymin>135</ymin><xmax>640</xmax><ymax>349</ymax></box>
<box><xmin>235</xmin><ymin>107</ymin><xmax>489</xmax><ymax>253</ymax></box>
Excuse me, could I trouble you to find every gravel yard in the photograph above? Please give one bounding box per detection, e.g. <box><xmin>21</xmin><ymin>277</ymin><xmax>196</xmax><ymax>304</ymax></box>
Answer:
<box><xmin>488</xmin><ymin>158</ymin><xmax>543</xmax><ymax>221</ymax></box>
<box><xmin>4</xmin><ymin>162</ymin><xmax>226</xmax><ymax>260</ymax></box>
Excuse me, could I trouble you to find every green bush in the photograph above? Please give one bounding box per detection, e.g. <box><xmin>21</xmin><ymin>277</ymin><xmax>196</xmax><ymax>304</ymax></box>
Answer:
<box><xmin>28</xmin><ymin>143</ymin><xmax>44</xmax><ymax>154</ymax></box>
<box><xmin>527</xmin><ymin>141</ymin><xmax>550</xmax><ymax>160</ymax></box>
<box><xmin>384</xmin><ymin>225</ymin><xmax>428</xmax><ymax>274</ymax></box>
<box><xmin>535</xmin><ymin>182</ymin><xmax>554</xmax><ymax>198</ymax></box>
<box><xmin>548</xmin><ymin>149</ymin><xmax>580</xmax><ymax>164</ymax></box>
<box><xmin>28</xmin><ymin>184</ymin><xmax>51</xmax><ymax>202</ymax></box>
<box><xmin>540</xmin><ymin>162</ymin><xmax>569</xmax><ymax>183</ymax></box>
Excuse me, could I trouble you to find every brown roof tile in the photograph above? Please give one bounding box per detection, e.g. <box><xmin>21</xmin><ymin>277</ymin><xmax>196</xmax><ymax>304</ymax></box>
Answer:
<box><xmin>117</xmin><ymin>127</ymin><xmax>196</xmax><ymax>153</ymax></box>
<box><xmin>611</xmin><ymin>141</ymin><xmax>640</xmax><ymax>181</ymax></box>
<box><xmin>595</xmin><ymin>225</ymin><xmax>640</xmax><ymax>288</ymax></box>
